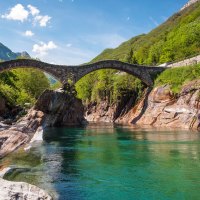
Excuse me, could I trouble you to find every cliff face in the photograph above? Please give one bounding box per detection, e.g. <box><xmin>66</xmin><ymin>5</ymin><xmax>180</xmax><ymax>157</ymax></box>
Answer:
<box><xmin>85</xmin><ymin>91</ymin><xmax>138</xmax><ymax>123</ymax></box>
<box><xmin>116</xmin><ymin>81</ymin><xmax>200</xmax><ymax>130</ymax></box>
<box><xmin>84</xmin><ymin>80</ymin><xmax>200</xmax><ymax>130</ymax></box>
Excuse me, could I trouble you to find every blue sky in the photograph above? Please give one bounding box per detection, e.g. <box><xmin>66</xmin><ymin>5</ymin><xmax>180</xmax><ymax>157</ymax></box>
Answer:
<box><xmin>0</xmin><ymin>0</ymin><xmax>188</xmax><ymax>65</ymax></box>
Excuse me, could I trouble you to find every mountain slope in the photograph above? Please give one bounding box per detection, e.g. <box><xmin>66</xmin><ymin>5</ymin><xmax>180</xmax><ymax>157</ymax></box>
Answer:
<box><xmin>76</xmin><ymin>1</ymin><xmax>200</xmax><ymax>104</ymax></box>
<box><xmin>0</xmin><ymin>42</ymin><xmax>30</xmax><ymax>61</ymax></box>
<box><xmin>91</xmin><ymin>1</ymin><xmax>200</xmax><ymax>65</ymax></box>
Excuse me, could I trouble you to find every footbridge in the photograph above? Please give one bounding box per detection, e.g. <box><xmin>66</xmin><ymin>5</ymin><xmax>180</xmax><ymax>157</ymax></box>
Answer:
<box><xmin>0</xmin><ymin>59</ymin><xmax>167</xmax><ymax>86</ymax></box>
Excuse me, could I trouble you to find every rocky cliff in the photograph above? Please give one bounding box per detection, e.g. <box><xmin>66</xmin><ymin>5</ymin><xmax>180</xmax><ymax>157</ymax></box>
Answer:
<box><xmin>35</xmin><ymin>88</ymin><xmax>85</xmax><ymax>127</ymax></box>
<box><xmin>116</xmin><ymin>81</ymin><xmax>200</xmax><ymax>130</ymax></box>
<box><xmin>85</xmin><ymin>91</ymin><xmax>138</xmax><ymax>123</ymax></box>
<box><xmin>84</xmin><ymin>80</ymin><xmax>200</xmax><ymax>130</ymax></box>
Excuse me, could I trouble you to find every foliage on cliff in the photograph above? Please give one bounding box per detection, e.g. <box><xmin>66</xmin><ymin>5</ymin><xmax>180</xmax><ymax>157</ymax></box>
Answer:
<box><xmin>0</xmin><ymin>69</ymin><xmax>50</xmax><ymax>106</ymax></box>
<box><xmin>155</xmin><ymin>64</ymin><xmax>200</xmax><ymax>93</ymax></box>
<box><xmin>91</xmin><ymin>2</ymin><xmax>200</xmax><ymax>65</ymax></box>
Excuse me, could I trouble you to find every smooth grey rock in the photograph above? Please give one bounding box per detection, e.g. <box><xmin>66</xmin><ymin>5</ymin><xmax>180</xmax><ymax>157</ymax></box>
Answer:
<box><xmin>0</xmin><ymin>178</ymin><xmax>52</xmax><ymax>200</ymax></box>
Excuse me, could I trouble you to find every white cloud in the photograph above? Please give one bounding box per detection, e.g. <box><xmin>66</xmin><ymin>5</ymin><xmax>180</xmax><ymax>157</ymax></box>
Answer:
<box><xmin>2</xmin><ymin>4</ymin><xmax>51</xmax><ymax>27</ymax></box>
<box><xmin>34</xmin><ymin>15</ymin><xmax>51</xmax><ymax>27</ymax></box>
<box><xmin>24</xmin><ymin>30</ymin><xmax>34</xmax><ymax>37</ymax></box>
<box><xmin>27</xmin><ymin>5</ymin><xmax>40</xmax><ymax>16</ymax></box>
<box><xmin>1</xmin><ymin>4</ymin><xmax>29</xmax><ymax>22</ymax></box>
<box><xmin>32</xmin><ymin>41</ymin><xmax>57</xmax><ymax>57</ymax></box>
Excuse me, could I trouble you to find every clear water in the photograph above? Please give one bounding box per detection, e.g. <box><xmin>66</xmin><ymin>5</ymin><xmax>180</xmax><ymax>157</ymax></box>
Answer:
<box><xmin>1</xmin><ymin>124</ymin><xmax>200</xmax><ymax>200</ymax></box>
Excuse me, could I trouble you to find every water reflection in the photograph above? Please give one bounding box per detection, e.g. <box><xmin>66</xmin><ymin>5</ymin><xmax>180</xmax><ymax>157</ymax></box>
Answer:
<box><xmin>1</xmin><ymin>124</ymin><xmax>200</xmax><ymax>200</ymax></box>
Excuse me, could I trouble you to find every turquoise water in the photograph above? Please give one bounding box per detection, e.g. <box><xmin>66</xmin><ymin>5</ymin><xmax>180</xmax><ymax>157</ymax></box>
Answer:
<box><xmin>2</xmin><ymin>124</ymin><xmax>200</xmax><ymax>200</ymax></box>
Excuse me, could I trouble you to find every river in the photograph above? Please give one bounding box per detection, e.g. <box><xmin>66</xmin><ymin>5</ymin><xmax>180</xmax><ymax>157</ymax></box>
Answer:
<box><xmin>1</xmin><ymin>123</ymin><xmax>200</xmax><ymax>200</ymax></box>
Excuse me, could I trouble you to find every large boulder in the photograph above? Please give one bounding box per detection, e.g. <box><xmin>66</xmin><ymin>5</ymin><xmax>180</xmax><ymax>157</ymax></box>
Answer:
<box><xmin>34</xmin><ymin>88</ymin><xmax>86</xmax><ymax>126</ymax></box>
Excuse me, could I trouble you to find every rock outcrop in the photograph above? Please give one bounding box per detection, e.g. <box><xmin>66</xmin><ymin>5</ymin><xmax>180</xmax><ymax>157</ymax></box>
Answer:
<box><xmin>0</xmin><ymin>178</ymin><xmax>52</xmax><ymax>200</ymax></box>
<box><xmin>85</xmin><ymin>92</ymin><xmax>138</xmax><ymax>122</ymax></box>
<box><xmin>0</xmin><ymin>131</ymin><xmax>29</xmax><ymax>159</ymax></box>
<box><xmin>117</xmin><ymin>81</ymin><xmax>200</xmax><ymax>130</ymax></box>
<box><xmin>34</xmin><ymin>88</ymin><xmax>86</xmax><ymax>127</ymax></box>
<box><xmin>0</xmin><ymin>87</ymin><xmax>86</xmax><ymax>199</ymax></box>
<box><xmin>0</xmin><ymin>87</ymin><xmax>86</xmax><ymax>159</ymax></box>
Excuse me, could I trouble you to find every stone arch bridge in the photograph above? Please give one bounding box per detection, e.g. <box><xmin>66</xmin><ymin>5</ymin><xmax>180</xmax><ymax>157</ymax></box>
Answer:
<box><xmin>0</xmin><ymin>59</ymin><xmax>166</xmax><ymax>86</ymax></box>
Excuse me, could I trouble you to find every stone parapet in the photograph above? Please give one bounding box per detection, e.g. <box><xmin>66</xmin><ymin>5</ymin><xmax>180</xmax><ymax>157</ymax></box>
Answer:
<box><xmin>168</xmin><ymin>55</ymin><xmax>200</xmax><ymax>68</ymax></box>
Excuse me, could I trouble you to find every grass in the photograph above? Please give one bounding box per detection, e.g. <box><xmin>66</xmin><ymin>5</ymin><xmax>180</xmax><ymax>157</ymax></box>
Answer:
<box><xmin>155</xmin><ymin>64</ymin><xmax>200</xmax><ymax>93</ymax></box>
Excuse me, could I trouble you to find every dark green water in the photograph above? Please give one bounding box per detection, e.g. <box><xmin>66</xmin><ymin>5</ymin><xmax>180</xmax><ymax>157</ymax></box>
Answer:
<box><xmin>2</xmin><ymin>124</ymin><xmax>200</xmax><ymax>200</ymax></box>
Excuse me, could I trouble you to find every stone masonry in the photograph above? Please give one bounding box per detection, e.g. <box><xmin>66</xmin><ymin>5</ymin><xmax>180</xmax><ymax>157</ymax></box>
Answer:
<box><xmin>0</xmin><ymin>59</ymin><xmax>165</xmax><ymax>86</ymax></box>
<box><xmin>167</xmin><ymin>55</ymin><xmax>200</xmax><ymax>68</ymax></box>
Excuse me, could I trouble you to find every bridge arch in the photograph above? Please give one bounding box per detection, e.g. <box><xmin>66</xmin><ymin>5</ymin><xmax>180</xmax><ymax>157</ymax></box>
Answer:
<box><xmin>0</xmin><ymin>59</ymin><xmax>64</xmax><ymax>82</ymax></box>
<box><xmin>0</xmin><ymin>59</ymin><xmax>165</xmax><ymax>87</ymax></box>
<box><xmin>74</xmin><ymin>60</ymin><xmax>155</xmax><ymax>86</ymax></box>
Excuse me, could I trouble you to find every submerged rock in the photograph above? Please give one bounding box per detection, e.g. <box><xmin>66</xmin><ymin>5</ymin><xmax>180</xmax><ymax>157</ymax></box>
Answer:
<box><xmin>0</xmin><ymin>178</ymin><xmax>52</xmax><ymax>200</ymax></box>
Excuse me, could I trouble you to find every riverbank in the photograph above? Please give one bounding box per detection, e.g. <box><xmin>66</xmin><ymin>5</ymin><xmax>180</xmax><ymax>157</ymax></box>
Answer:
<box><xmin>1</xmin><ymin>79</ymin><xmax>200</xmax><ymax>159</ymax></box>
<box><xmin>85</xmin><ymin>81</ymin><xmax>200</xmax><ymax>130</ymax></box>
<box><xmin>0</xmin><ymin>79</ymin><xmax>200</xmax><ymax>199</ymax></box>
